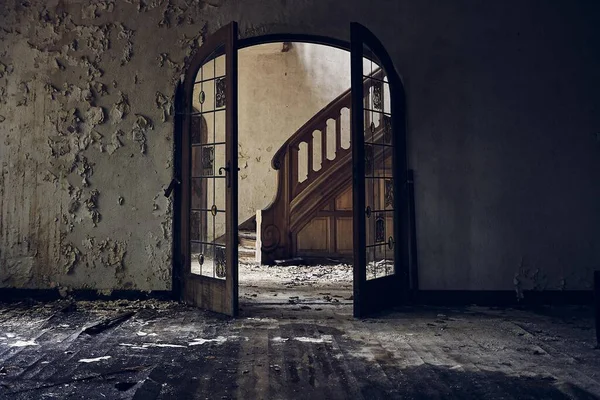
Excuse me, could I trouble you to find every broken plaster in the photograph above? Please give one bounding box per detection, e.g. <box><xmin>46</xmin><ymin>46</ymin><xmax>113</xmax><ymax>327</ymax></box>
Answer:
<box><xmin>62</xmin><ymin>243</ymin><xmax>82</xmax><ymax>274</ymax></box>
<box><xmin>85</xmin><ymin>107</ymin><xmax>106</xmax><ymax>128</ymax></box>
<box><xmin>131</xmin><ymin>114</ymin><xmax>154</xmax><ymax>154</ymax></box>
<box><xmin>155</xmin><ymin>91</ymin><xmax>173</xmax><ymax>122</ymax></box>
<box><xmin>0</xmin><ymin>0</ymin><xmax>202</xmax><ymax>291</ymax></box>
<box><xmin>106</xmin><ymin>129</ymin><xmax>125</xmax><ymax>155</ymax></box>
<box><xmin>110</xmin><ymin>91</ymin><xmax>130</xmax><ymax>124</ymax></box>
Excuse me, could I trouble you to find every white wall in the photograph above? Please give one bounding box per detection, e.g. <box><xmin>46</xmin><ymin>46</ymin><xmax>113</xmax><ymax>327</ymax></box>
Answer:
<box><xmin>237</xmin><ymin>43</ymin><xmax>351</xmax><ymax>224</ymax></box>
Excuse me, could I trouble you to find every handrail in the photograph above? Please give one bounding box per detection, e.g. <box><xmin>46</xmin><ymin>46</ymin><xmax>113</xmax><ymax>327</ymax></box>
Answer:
<box><xmin>258</xmin><ymin>67</ymin><xmax>387</xmax><ymax>264</ymax></box>
<box><xmin>271</xmin><ymin>68</ymin><xmax>384</xmax><ymax>170</ymax></box>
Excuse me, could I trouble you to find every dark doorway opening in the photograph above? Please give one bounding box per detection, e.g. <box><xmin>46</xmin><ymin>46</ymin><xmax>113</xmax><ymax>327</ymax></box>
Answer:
<box><xmin>172</xmin><ymin>23</ymin><xmax>414</xmax><ymax>318</ymax></box>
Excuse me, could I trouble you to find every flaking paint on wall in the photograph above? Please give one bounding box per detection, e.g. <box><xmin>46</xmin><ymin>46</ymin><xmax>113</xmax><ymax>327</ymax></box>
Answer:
<box><xmin>0</xmin><ymin>0</ymin><xmax>212</xmax><ymax>291</ymax></box>
<box><xmin>0</xmin><ymin>0</ymin><xmax>599</xmax><ymax>293</ymax></box>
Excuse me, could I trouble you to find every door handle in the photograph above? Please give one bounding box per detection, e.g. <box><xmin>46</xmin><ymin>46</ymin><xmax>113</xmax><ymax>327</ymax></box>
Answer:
<box><xmin>218</xmin><ymin>166</ymin><xmax>229</xmax><ymax>175</ymax></box>
<box><xmin>218</xmin><ymin>163</ymin><xmax>240</xmax><ymax>187</ymax></box>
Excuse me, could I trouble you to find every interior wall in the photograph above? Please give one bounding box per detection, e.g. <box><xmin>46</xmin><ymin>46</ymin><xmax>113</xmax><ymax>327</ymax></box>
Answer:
<box><xmin>0</xmin><ymin>0</ymin><xmax>599</xmax><ymax>293</ymax></box>
<box><xmin>238</xmin><ymin>43</ymin><xmax>350</xmax><ymax>224</ymax></box>
<box><xmin>189</xmin><ymin>42</ymin><xmax>351</xmax><ymax>235</ymax></box>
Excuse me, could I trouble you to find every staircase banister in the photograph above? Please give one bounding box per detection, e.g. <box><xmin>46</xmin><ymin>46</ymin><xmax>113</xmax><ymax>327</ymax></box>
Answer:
<box><xmin>271</xmin><ymin>68</ymin><xmax>384</xmax><ymax>170</ymax></box>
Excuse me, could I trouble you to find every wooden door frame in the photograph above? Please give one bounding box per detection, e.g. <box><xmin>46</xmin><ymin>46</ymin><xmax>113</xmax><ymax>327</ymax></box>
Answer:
<box><xmin>172</xmin><ymin>30</ymin><xmax>413</xmax><ymax>314</ymax></box>
<box><xmin>351</xmin><ymin>22</ymin><xmax>411</xmax><ymax>317</ymax></box>
<box><xmin>177</xmin><ymin>22</ymin><xmax>239</xmax><ymax>316</ymax></box>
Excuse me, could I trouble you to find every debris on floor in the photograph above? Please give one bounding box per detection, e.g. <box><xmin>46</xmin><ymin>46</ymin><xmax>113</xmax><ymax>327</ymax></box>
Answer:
<box><xmin>1</xmin><ymin>299</ymin><xmax>599</xmax><ymax>399</ymax></box>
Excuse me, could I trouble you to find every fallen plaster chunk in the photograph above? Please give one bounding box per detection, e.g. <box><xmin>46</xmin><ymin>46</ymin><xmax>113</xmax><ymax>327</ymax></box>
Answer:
<box><xmin>8</xmin><ymin>340</ymin><xmax>38</xmax><ymax>347</ymax></box>
<box><xmin>84</xmin><ymin>311</ymin><xmax>134</xmax><ymax>335</ymax></box>
<box><xmin>119</xmin><ymin>343</ymin><xmax>185</xmax><ymax>349</ymax></box>
<box><xmin>271</xmin><ymin>335</ymin><xmax>333</xmax><ymax>344</ymax></box>
<box><xmin>245</xmin><ymin>317</ymin><xmax>278</xmax><ymax>323</ymax></box>
<box><xmin>78</xmin><ymin>356</ymin><xmax>111</xmax><ymax>363</ymax></box>
<box><xmin>136</xmin><ymin>331</ymin><xmax>157</xmax><ymax>337</ymax></box>
<box><xmin>188</xmin><ymin>336</ymin><xmax>228</xmax><ymax>346</ymax></box>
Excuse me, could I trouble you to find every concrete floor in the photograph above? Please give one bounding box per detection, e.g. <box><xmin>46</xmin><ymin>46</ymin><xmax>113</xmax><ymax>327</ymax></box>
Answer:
<box><xmin>1</xmin><ymin>266</ymin><xmax>600</xmax><ymax>399</ymax></box>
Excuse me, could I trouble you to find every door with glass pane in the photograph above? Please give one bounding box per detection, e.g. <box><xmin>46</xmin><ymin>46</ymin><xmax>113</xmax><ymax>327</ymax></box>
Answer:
<box><xmin>181</xmin><ymin>22</ymin><xmax>238</xmax><ymax>316</ymax></box>
<box><xmin>351</xmin><ymin>23</ymin><xmax>409</xmax><ymax>317</ymax></box>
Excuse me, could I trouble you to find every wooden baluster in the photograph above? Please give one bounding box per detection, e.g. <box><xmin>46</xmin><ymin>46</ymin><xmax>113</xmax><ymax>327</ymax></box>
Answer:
<box><xmin>307</xmin><ymin>137</ymin><xmax>314</xmax><ymax>181</ymax></box>
<box><xmin>290</xmin><ymin>144</ymin><xmax>299</xmax><ymax>198</ymax></box>
<box><xmin>321</xmin><ymin>125</ymin><xmax>327</xmax><ymax>168</ymax></box>
<box><xmin>335</xmin><ymin>113</ymin><xmax>341</xmax><ymax>154</ymax></box>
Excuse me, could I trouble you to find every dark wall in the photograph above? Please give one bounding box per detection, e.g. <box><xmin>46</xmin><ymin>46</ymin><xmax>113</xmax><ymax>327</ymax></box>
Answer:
<box><xmin>0</xmin><ymin>0</ymin><xmax>598</xmax><ymax>292</ymax></box>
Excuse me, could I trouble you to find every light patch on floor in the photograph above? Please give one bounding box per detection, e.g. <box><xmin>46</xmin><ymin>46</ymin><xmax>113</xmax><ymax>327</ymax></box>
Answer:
<box><xmin>271</xmin><ymin>335</ymin><xmax>333</xmax><ymax>343</ymax></box>
<box><xmin>136</xmin><ymin>331</ymin><xmax>157</xmax><ymax>337</ymax></box>
<box><xmin>78</xmin><ymin>356</ymin><xmax>111</xmax><ymax>363</ymax></box>
<box><xmin>119</xmin><ymin>343</ymin><xmax>186</xmax><ymax>349</ymax></box>
<box><xmin>188</xmin><ymin>336</ymin><xmax>228</xmax><ymax>346</ymax></box>
<box><xmin>7</xmin><ymin>339</ymin><xmax>38</xmax><ymax>347</ymax></box>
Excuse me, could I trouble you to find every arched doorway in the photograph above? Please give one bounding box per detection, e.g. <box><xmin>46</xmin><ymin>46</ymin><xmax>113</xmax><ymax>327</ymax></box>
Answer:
<box><xmin>172</xmin><ymin>22</ymin><xmax>411</xmax><ymax>317</ymax></box>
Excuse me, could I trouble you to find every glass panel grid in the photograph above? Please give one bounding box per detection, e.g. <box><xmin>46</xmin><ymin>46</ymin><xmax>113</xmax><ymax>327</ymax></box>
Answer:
<box><xmin>364</xmin><ymin>54</ymin><xmax>394</xmax><ymax>281</ymax></box>
<box><xmin>190</xmin><ymin>50</ymin><xmax>227</xmax><ymax>280</ymax></box>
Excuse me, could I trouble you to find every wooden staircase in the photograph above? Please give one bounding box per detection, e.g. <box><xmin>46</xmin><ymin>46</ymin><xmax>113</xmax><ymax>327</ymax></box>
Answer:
<box><xmin>238</xmin><ymin>230</ymin><xmax>257</xmax><ymax>261</ymax></box>
<box><xmin>256</xmin><ymin>69</ymin><xmax>389</xmax><ymax>264</ymax></box>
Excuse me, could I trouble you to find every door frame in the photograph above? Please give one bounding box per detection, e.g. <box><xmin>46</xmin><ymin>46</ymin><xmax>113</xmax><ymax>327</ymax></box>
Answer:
<box><xmin>177</xmin><ymin>22</ymin><xmax>239</xmax><ymax>316</ymax></box>
<box><xmin>351</xmin><ymin>23</ymin><xmax>410</xmax><ymax>317</ymax></box>
<box><xmin>172</xmin><ymin>29</ymin><xmax>413</xmax><ymax>315</ymax></box>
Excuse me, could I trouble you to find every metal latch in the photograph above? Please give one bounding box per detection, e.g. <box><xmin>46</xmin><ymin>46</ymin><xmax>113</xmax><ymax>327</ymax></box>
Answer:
<box><xmin>163</xmin><ymin>178</ymin><xmax>181</xmax><ymax>197</ymax></box>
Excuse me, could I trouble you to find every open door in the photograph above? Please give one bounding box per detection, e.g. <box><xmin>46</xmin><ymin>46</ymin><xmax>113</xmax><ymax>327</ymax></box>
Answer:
<box><xmin>180</xmin><ymin>22</ymin><xmax>239</xmax><ymax>316</ymax></box>
<box><xmin>351</xmin><ymin>23</ymin><xmax>409</xmax><ymax>317</ymax></box>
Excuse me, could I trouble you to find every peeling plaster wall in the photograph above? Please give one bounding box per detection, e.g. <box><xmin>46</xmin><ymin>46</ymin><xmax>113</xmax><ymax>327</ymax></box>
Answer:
<box><xmin>1</xmin><ymin>0</ymin><xmax>600</xmax><ymax>293</ymax></box>
<box><xmin>0</xmin><ymin>0</ymin><xmax>199</xmax><ymax>292</ymax></box>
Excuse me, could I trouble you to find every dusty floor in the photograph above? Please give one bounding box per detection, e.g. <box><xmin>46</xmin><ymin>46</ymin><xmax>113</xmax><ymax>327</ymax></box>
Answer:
<box><xmin>1</xmin><ymin>265</ymin><xmax>600</xmax><ymax>399</ymax></box>
<box><xmin>239</xmin><ymin>261</ymin><xmax>354</xmax><ymax>307</ymax></box>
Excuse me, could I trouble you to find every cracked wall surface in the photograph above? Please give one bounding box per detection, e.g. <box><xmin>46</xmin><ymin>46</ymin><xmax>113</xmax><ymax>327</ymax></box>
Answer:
<box><xmin>0</xmin><ymin>0</ymin><xmax>201</xmax><ymax>292</ymax></box>
<box><xmin>0</xmin><ymin>0</ymin><xmax>600</xmax><ymax>292</ymax></box>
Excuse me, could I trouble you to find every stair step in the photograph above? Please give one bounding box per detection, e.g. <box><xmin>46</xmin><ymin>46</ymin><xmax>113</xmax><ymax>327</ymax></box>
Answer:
<box><xmin>239</xmin><ymin>247</ymin><xmax>255</xmax><ymax>256</ymax></box>
<box><xmin>239</xmin><ymin>230</ymin><xmax>256</xmax><ymax>239</ymax></box>
<box><xmin>239</xmin><ymin>230</ymin><xmax>256</xmax><ymax>249</ymax></box>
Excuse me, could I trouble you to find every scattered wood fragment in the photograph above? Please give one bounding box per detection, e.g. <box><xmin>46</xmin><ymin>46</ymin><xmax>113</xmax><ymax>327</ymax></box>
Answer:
<box><xmin>83</xmin><ymin>311</ymin><xmax>135</xmax><ymax>335</ymax></box>
<box><xmin>274</xmin><ymin>257</ymin><xmax>304</xmax><ymax>266</ymax></box>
